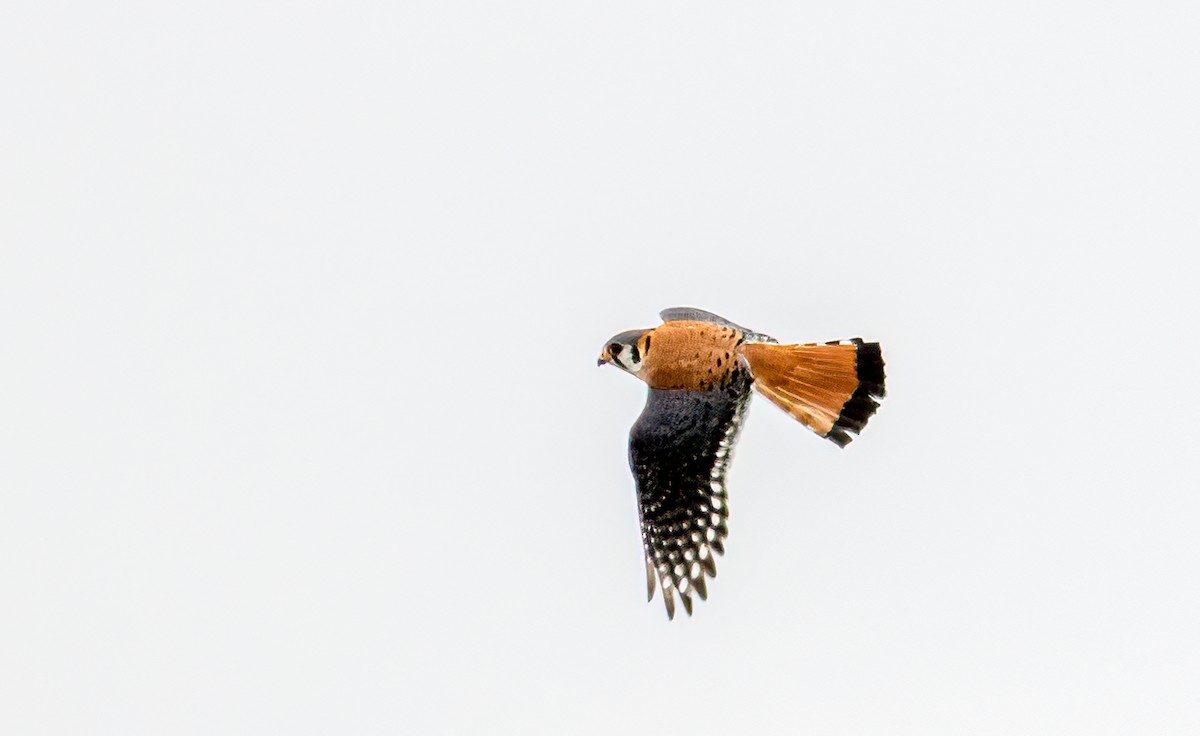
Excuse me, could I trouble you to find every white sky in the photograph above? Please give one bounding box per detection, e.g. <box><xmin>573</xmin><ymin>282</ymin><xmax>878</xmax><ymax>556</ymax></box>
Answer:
<box><xmin>3</xmin><ymin>2</ymin><xmax>1199</xmax><ymax>734</ymax></box>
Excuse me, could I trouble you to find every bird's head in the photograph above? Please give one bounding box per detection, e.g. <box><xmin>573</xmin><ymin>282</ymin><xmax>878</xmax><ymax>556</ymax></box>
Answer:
<box><xmin>597</xmin><ymin>329</ymin><xmax>650</xmax><ymax>374</ymax></box>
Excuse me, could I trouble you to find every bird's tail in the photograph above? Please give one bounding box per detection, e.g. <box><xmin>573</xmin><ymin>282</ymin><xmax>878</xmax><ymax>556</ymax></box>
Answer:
<box><xmin>739</xmin><ymin>339</ymin><xmax>886</xmax><ymax>447</ymax></box>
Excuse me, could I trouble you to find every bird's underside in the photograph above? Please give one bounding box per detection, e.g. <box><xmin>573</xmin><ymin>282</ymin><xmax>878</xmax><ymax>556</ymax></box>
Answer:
<box><xmin>600</xmin><ymin>307</ymin><xmax>887</xmax><ymax>618</ymax></box>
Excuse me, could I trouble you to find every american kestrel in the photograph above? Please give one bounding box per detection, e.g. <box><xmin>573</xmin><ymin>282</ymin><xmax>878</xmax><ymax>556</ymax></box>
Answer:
<box><xmin>598</xmin><ymin>307</ymin><xmax>886</xmax><ymax>618</ymax></box>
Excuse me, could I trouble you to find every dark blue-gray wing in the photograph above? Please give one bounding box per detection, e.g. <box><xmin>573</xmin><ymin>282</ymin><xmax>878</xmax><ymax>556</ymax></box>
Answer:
<box><xmin>628</xmin><ymin>366</ymin><xmax>754</xmax><ymax>618</ymax></box>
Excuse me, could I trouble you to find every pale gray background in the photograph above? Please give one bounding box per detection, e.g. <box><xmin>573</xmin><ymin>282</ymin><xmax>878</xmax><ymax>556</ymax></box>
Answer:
<box><xmin>3</xmin><ymin>2</ymin><xmax>1198</xmax><ymax>734</ymax></box>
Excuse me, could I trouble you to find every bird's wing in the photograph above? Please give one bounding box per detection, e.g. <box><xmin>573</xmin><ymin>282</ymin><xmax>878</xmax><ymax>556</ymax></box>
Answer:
<box><xmin>659</xmin><ymin>306</ymin><xmax>743</xmax><ymax>327</ymax></box>
<box><xmin>628</xmin><ymin>365</ymin><xmax>754</xmax><ymax>618</ymax></box>
<box><xmin>659</xmin><ymin>307</ymin><xmax>777</xmax><ymax>344</ymax></box>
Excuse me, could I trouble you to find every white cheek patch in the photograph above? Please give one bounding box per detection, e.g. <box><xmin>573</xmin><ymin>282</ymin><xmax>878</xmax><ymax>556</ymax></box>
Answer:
<box><xmin>615</xmin><ymin>345</ymin><xmax>643</xmax><ymax>373</ymax></box>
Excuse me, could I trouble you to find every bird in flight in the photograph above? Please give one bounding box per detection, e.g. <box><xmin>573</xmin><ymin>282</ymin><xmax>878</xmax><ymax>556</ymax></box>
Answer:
<box><xmin>598</xmin><ymin>307</ymin><xmax>886</xmax><ymax>618</ymax></box>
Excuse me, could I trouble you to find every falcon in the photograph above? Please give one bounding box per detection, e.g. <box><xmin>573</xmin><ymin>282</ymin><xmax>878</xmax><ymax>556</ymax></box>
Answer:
<box><xmin>598</xmin><ymin>307</ymin><xmax>886</xmax><ymax>618</ymax></box>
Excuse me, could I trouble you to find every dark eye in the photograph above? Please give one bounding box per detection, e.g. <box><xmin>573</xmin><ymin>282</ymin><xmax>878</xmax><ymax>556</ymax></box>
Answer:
<box><xmin>609</xmin><ymin>343</ymin><xmax>622</xmax><ymax>354</ymax></box>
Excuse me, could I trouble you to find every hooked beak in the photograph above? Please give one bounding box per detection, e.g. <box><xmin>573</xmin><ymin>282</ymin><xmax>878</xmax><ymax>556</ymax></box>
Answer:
<box><xmin>597</xmin><ymin>356</ymin><xmax>607</xmax><ymax>367</ymax></box>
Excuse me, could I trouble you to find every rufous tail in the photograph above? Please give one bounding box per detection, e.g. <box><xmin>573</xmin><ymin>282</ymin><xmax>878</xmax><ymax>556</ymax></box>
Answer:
<box><xmin>740</xmin><ymin>339</ymin><xmax>886</xmax><ymax>447</ymax></box>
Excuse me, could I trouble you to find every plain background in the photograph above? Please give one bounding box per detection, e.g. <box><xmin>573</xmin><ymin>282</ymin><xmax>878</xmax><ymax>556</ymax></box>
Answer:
<box><xmin>3</xmin><ymin>2</ymin><xmax>1198</xmax><ymax>733</ymax></box>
